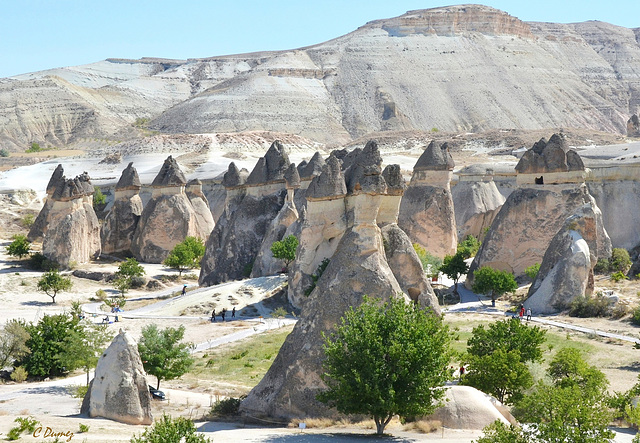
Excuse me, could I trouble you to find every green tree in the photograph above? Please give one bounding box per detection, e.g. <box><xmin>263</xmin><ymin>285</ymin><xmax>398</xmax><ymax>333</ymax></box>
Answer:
<box><xmin>514</xmin><ymin>348</ymin><xmax>613</xmax><ymax>443</ymax></box>
<box><xmin>457</xmin><ymin>234</ymin><xmax>481</xmax><ymax>259</ymax></box>
<box><xmin>7</xmin><ymin>235</ymin><xmax>31</xmax><ymax>259</ymax></box>
<box><xmin>114</xmin><ymin>258</ymin><xmax>145</xmax><ymax>295</ymax></box>
<box><xmin>610</xmin><ymin>248</ymin><xmax>632</xmax><ymax>273</ymax></box>
<box><xmin>93</xmin><ymin>186</ymin><xmax>106</xmax><ymax>209</ymax></box>
<box><xmin>0</xmin><ymin>319</ymin><xmax>30</xmax><ymax>369</ymax></box>
<box><xmin>413</xmin><ymin>244</ymin><xmax>442</xmax><ymax>278</ymax></box>
<box><xmin>475</xmin><ymin>420</ymin><xmax>529</xmax><ymax>443</ymax></box>
<box><xmin>163</xmin><ymin>237</ymin><xmax>205</xmax><ymax>276</ymax></box>
<box><xmin>26</xmin><ymin>142</ymin><xmax>42</xmax><ymax>153</ymax></box>
<box><xmin>317</xmin><ymin>296</ymin><xmax>452</xmax><ymax>435</ymax></box>
<box><xmin>0</xmin><ymin>148</ymin><xmax>9</xmax><ymax>157</ymax></box>
<box><xmin>440</xmin><ymin>252</ymin><xmax>469</xmax><ymax>294</ymax></box>
<box><xmin>472</xmin><ymin>266</ymin><xmax>517</xmax><ymax>305</ymax></box>
<box><xmin>463</xmin><ymin>318</ymin><xmax>546</xmax><ymax>405</ymax></box>
<box><xmin>21</xmin><ymin>313</ymin><xmax>80</xmax><ymax>377</ymax></box>
<box><xmin>524</xmin><ymin>263</ymin><xmax>540</xmax><ymax>281</ymax></box>
<box><xmin>37</xmin><ymin>269</ymin><xmax>72</xmax><ymax>303</ymax></box>
<box><xmin>138</xmin><ymin>324</ymin><xmax>194</xmax><ymax>390</ymax></box>
<box><xmin>131</xmin><ymin>414</ymin><xmax>210</xmax><ymax>443</ymax></box>
<box><xmin>56</xmin><ymin>322</ymin><xmax>112</xmax><ymax>385</ymax></box>
<box><xmin>270</xmin><ymin>235</ymin><xmax>298</xmax><ymax>270</ymax></box>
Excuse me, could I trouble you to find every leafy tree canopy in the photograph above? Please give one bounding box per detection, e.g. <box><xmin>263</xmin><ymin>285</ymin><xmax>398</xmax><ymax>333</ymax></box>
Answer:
<box><xmin>163</xmin><ymin>237</ymin><xmax>205</xmax><ymax>276</ymax></box>
<box><xmin>318</xmin><ymin>296</ymin><xmax>452</xmax><ymax>435</ymax></box>
<box><xmin>0</xmin><ymin>319</ymin><xmax>30</xmax><ymax>369</ymax></box>
<box><xmin>270</xmin><ymin>235</ymin><xmax>298</xmax><ymax>269</ymax></box>
<box><xmin>440</xmin><ymin>252</ymin><xmax>469</xmax><ymax>288</ymax></box>
<box><xmin>472</xmin><ymin>266</ymin><xmax>517</xmax><ymax>302</ymax></box>
<box><xmin>37</xmin><ymin>269</ymin><xmax>72</xmax><ymax>303</ymax></box>
<box><xmin>55</xmin><ymin>322</ymin><xmax>112</xmax><ymax>385</ymax></box>
<box><xmin>114</xmin><ymin>258</ymin><xmax>145</xmax><ymax>295</ymax></box>
<box><xmin>412</xmin><ymin>244</ymin><xmax>442</xmax><ymax>278</ymax></box>
<box><xmin>138</xmin><ymin>324</ymin><xmax>194</xmax><ymax>390</ymax></box>
<box><xmin>466</xmin><ymin>318</ymin><xmax>546</xmax><ymax>363</ymax></box>
<box><xmin>457</xmin><ymin>234</ymin><xmax>481</xmax><ymax>259</ymax></box>
<box><xmin>7</xmin><ymin>235</ymin><xmax>31</xmax><ymax>259</ymax></box>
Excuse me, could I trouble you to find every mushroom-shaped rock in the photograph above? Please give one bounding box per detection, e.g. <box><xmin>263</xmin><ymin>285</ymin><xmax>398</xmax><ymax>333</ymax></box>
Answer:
<box><xmin>414</xmin><ymin>141</ymin><xmax>455</xmax><ymax>171</ymax></box>
<box><xmin>297</xmin><ymin>152</ymin><xmax>325</xmax><ymax>180</ymax></box>
<box><xmin>284</xmin><ymin>163</ymin><xmax>301</xmax><ymax>189</ymax></box>
<box><xmin>222</xmin><ymin>162</ymin><xmax>245</xmax><ymax>188</ymax></box>
<box><xmin>515</xmin><ymin>134</ymin><xmax>585</xmax><ymax>175</ymax></box>
<box><xmin>246</xmin><ymin>141</ymin><xmax>290</xmax><ymax>185</ymax></box>
<box><xmin>151</xmin><ymin>156</ymin><xmax>187</xmax><ymax>187</ymax></box>
<box><xmin>46</xmin><ymin>164</ymin><xmax>65</xmax><ymax>194</ymax></box>
<box><xmin>29</xmin><ymin>164</ymin><xmax>65</xmax><ymax>241</ymax></box>
<box><xmin>382</xmin><ymin>164</ymin><xmax>406</xmax><ymax>195</ymax></box>
<box><xmin>81</xmin><ymin>330</ymin><xmax>152</xmax><ymax>425</ymax></box>
<box><xmin>116</xmin><ymin>162</ymin><xmax>142</xmax><ymax>190</ymax></box>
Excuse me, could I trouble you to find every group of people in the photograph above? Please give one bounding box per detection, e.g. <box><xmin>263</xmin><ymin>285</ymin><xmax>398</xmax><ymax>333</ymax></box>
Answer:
<box><xmin>518</xmin><ymin>305</ymin><xmax>532</xmax><ymax>321</ymax></box>
<box><xmin>210</xmin><ymin>307</ymin><xmax>236</xmax><ymax>322</ymax></box>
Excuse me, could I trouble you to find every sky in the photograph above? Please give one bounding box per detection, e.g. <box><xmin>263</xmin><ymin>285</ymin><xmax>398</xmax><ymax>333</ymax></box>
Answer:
<box><xmin>1</xmin><ymin>0</ymin><xmax>639</xmax><ymax>78</ymax></box>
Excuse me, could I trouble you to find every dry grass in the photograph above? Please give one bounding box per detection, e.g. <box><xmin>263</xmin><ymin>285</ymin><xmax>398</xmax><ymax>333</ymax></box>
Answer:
<box><xmin>403</xmin><ymin>419</ymin><xmax>442</xmax><ymax>433</ymax></box>
<box><xmin>0</xmin><ymin>410</ymin><xmax>9</xmax><ymax>416</ymax></box>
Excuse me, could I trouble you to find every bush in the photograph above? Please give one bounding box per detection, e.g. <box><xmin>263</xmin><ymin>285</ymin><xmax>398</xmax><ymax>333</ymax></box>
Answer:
<box><xmin>131</xmin><ymin>414</ymin><xmax>210</xmax><ymax>443</ymax></box>
<box><xmin>25</xmin><ymin>142</ymin><xmax>43</xmax><ymax>153</ymax></box>
<box><xmin>130</xmin><ymin>275</ymin><xmax>146</xmax><ymax>289</ymax></box>
<box><xmin>632</xmin><ymin>306</ymin><xmax>640</xmax><ymax>326</ymax></box>
<box><xmin>8</xmin><ymin>416</ymin><xmax>40</xmax><ymax>440</ymax></box>
<box><xmin>304</xmin><ymin>258</ymin><xmax>330</xmax><ymax>296</ymax></box>
<box><xmin>594</xmin><ymin>258</ymin><xmax>610</xmax><ymax>274</ymax></box>
<box><xmin>7</xmin><ymin>235</ymin><xmax>31</xmax><ymax>259</ymax></box>
<box><xmin>95</xmin><ymin>289</ymin><xmax>108</xmax><ymax>301</ymax></box>
<box><xmin>524</xmin><ymin>263</ymin><xmax>540</xmax><ymax>281</ymax></box>
<box><xmin>457</xmin><ymin>235</ymin><xmax>481</xmax><ymax>259</ymax></box>
<box><xmin>10</xmin><ymin>366</ymin><xmax>28</xmax><ymax>382</ymax></box>
<box><xmin>568</xmin><ymin>293</ymin><xmax>611</xmax><ymax>318</ymax></box>
<box><xmin>0</xmin><ymin>148</ymin><xmax>9</xmax><ymax>157</ymax></box>
<box><xmin>21</xmin><ymin>213</ymin><xmax>35</xmax><ymax>228</ymax></box>
<box><xmin>413</xmin><ymin>244</ymin><xmax>442</xmax><ymax>278</ymax></box>
<box><xmin>210</xmin><ymin>396</ymin><xmax>245</xmax><ymax>417</ymax></box>
<box><xmin>611</xmin><ymin>271</ymin><xmax>628</xmax><ymax>283</ymax></box>
<box><xmin>28</xmin><ymin>252</ymin><xmax>58</xmax><ymax>271</ymax></box>
<box><xmin>78</xmin><ymin>423</ymin><xmax>90</xmax><ymax>433</ymax></box>
<box><xmin>93</xmin><ymin>187</ymin><xmax>106</xmax><ymax>209</ymax></box>
<box><xmin>610</xmin><ymin>248</ymin><xmax>632</xmax><ymax>273</ymax></box>
<box><xmin>73</xmin><ymin>384</ymin><xmax>89</xmax><ymax>398</ymax></box>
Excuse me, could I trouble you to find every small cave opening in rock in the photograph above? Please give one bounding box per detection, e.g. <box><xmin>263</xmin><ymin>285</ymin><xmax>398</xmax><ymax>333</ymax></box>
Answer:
<box><xmin>535</xmin><ymin>176</ymin><xmax>544</xmax><ymax>185</ymax></box>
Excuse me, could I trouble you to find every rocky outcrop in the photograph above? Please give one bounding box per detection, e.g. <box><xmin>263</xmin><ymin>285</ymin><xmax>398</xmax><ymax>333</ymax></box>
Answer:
<box><xmin>426</xmin><ymin>385</ymin><xmax>511</xmax><ymax>429</ymax></box>
<box><xmin>81</xmin><ymin>330</ymin><xmax>152</xmax><ymax>425</ymax></box>
<box><xmin>241</xmin><ymin>141</ymin><xmax>439</xmax><ymax>419</ymax></box>
<box><xmin>525</xmin><ymin>204</ymin><xmax>607</xmax><ymax>314</ymax></box>
<box><xmin>628</xmin><ymin>115</ymin><xmax>640</xmax><ymax>137</ymax></box>
<box><xmin>398</xmin><ymin>141</ymin><xmax>457</xmax><ymax>257</ymax></box>
<box><xmin>452</xmin><ymin>166</ymin><xmax>506</xmax><ymax>239</ymax></box>
<box><xmin>186</xmin><ymin>179</ymin><xmax>216</xmax><ymax>236</ymax></box>
<box><xmin>28</xmin><ymin>164</ymin><xmax>64</xmax><ymax>241</ymax></box>
<box><xmin>468</xmin><ymin>135</ymin><xmax>610</xmax><ymax>282</ymax></box>
<box><xmin>101</xmin><ymin>163</ymin><xmax>143</xmax><ymax>256</ymax></box>
<box><xmin>42</xmin><ymin>172</ymin><xmax>100</xmax><ymax>267</ymax></box>
<box><xmin>131</xmin><ymin>156</ymin><xmax>209</xmax><ymax>263</ymax></box>
<box><xmin>199</xmin><ymin>142</ymin><xmax>291</xmax><ymax>285</ymax></box>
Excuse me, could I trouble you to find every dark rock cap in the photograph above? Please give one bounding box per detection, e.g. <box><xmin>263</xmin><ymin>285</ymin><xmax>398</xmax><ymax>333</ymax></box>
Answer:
<box><xmin>382</xmin><ymin>164</ymin><xmax>406</xmax><ymax>195</ymax></box>
<box><xmin>627</xmin><ymin>114</ymin><xmax>640</xmax><ymax>137</ymax></box>
<box><xmin>515</xmin><ymin>133</ymin><xmax>585</xmax><ymax>174</ymax></box>
<box><xmin>52</xmin><ymin>173</ymin><xmax>93</xmax><ymax>201</ymax></box>
<box><xmin>307</xmin><ymin>154</ymin><xmax>347</xmax><ymax>199</ymax></box>
<box><xmin>344</xmin><ymin>140</ymin><xmax>385</xmax><ymax>194</ymax></box>
<box><xmin>46</xmin><ymin>164</ymin><xmax>64</xmax><ymax>195</ymax></box>
<box><xmin>115</xmin><ymin>162</ymin><xmax>141</xmax><ymax>190</ymax></box>
<box><xmin>284</xmin><ymin>163</ymin><xmax>301</xmax><ymax>189</ymax></box>
<box><xmin>297</xmin><ymin>152</ymin><xmax>326</xmax><ymax>179</ymax></box>
<box><xmin>246</xmin><ymin>140</ymin><xmax>291</xmax><ymax>185</ymax></box>
<box><xmin>187</xmin><ymin>178</ymin><xmax>202</xmax><ymax>186</ymax></box>
<box><xmin>414</xmin><ymin>141</ymin><xmax>455</xmax><ymax>171</ymax></box>
<box><xmin>151</xmin><ymin>156</ymin><xmax>187</xmax><ymax>187</ymax></box>
<box><xmin>222</xmin><ymin>162</ymin><xmax>246</xmax><ymax>188</ymax></box>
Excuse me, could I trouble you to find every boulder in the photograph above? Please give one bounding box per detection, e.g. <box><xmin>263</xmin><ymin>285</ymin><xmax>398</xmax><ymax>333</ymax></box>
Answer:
<box><xmin>81</xmin><ymin>330</ymin><xmax>152</xmax><ymax>425</ymax></box>
<box><xmin>186</xmin><ymin>178</ymin><xmax>215</xmax><ymax>237</ymax></box>
<box><xmin>398</xmin><ymin>141</ymin><xmax>457</xmax><ymax>257</ymax></box>
<box><xmin>468</xmin><ymin>184</ymin><xmax>611</xmax><ymax>281</ymax></box>
<box><xmin>28</xmin><ymin>164</ymin><xmax>64</xmax><ymax>241</ymax></box>
<box><xmin>426</xmin><ymin>385</ymin><xmax>511</xmax><ymax>429</ymax></box>
<box><xmin>451</xmin><ymin>178</ymin><xmax>505</xmax><ymax>239</ymax></box>
<box><xmin>131</xmin><ymin>156</ymin><xmax>207</xmax><ymax>263</ymax></box>
<box><xmin>525</xmin><ymin>204</ymin><xmax>609</xmax><ymax>314</ymax></box>
<box><xmin>101</xmin><ymin>163</ymin><xmax>144</xmax><ymax>256</ymax></box>
<box><xmin>42</xmin><ymin>172</ymin><xmax>101</xmax><ymax>268</ymax></box>
<box><xmin>627</xmin><ymin>114</ymin><xmax>640</xmax><ymax>137</ymax></box>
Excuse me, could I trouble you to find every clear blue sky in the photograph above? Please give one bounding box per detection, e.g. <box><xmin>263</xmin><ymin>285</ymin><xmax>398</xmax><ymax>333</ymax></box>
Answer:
<box><xmin>1</xmin><ymin>1</ymin><xmax>638</xmax><ymax>78</ymax></box>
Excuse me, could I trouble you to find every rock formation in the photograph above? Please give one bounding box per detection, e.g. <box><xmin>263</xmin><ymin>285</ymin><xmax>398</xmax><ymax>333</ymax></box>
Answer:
<box><xmin>451</xmin><ymin>165</ymin><xmax>506</xmax><ymax>239</ymax></box>
<box><xmin>186</xmin><ymin>178</ymin><xmax>216</xmax><ymax>235</ymax></box>
<box><xmin>81</xmin><ymin>330</ymin><xmax>152</xmax><ymax>425</ymax></box>
<box><xmin>427</xmin><ymin>385</ymin><xmax>512</xmax><ymax>429</ymax></box>
<box><xmin>468</xmin><ymin>134</ymin><xmax>611</xmax><ymax>282</ymax></box>
<box><xmin>398</xmin><ymin>141</ymin><xmax>457</xmax><ymax>257</ymax></box>
<box><xmin>100</xmin><ymin>162</ymin><xmax>143</xmax><ymax>256</ymax></box>
<box><xmin>28</xmin><ymin>164</ymin><xmax>64</xmax><ymax>241</ymax></box>
<box><xmin>525</xmin><ymin>204</ymin><xmax>605</xmax><ymax>314</ymax></box>
<box><xmin>42</xmin><ymin>172</ymin><xmax>101</xmax><ymax>267</ymax></box>
<box><xmin>241</xmin><ymin>141</ymin><xmax>439</xmax><ymax>419</ymax></box>
<box><xmin>628</xmin><ymin>115</ymin><xmax>640</xmax><ymax>137</ymax></box>
<box><xmin>131</xmin><ymin>156</ymin><xmax>211</xmax><ymax>263</ymax></box>
<box><xmin>199</xmin><ymin>142</ymin><xmax>291</xmax><ymax>285</ymax></box>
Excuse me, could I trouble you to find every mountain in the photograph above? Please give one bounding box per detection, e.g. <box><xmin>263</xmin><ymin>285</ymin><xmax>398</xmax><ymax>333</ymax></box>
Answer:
<box><xmin>1</xmin><ymin>4</ymin><xmax>639</xmax><ymax>150</ymax></box>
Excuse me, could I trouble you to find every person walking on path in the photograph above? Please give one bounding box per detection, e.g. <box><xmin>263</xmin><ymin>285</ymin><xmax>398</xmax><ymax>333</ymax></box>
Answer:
<box><xmin>211</xmin><ymin>309</ymin><xmax>216</xmax><ymax>323</ymax></box>
<box><xmin>182</xmin><ymin>285</ymin><xmax>187</xmax><ymax>296</ymax></box>
<box><xmin>221</xmin><ymin>308</ymin><xmax>226</xmax><ymax>322</ymax></box>
<box><xmin>519</xmin><ymin>305</ymin><xmax>525</xmax><ymax>321</ymax></box>
<box><xmin>526</xmin><ymin>308</ymin><xmax>532</xmax><ymax>321</ymax></box>
<box><xmin>231</xmin><ymin>307</ymin><xmax>236</xmax><ymax>319</ymax></box>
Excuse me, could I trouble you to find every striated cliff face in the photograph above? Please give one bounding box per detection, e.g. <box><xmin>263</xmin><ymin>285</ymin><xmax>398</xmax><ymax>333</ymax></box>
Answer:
<box><xmin>2</xmin><ymin>5</ymin><xmax>640</xmax><ymax>149</ymax></box>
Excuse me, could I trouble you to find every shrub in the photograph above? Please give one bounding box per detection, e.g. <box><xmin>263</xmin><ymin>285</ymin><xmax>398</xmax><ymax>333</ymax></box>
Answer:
<box><xmin>569</xmin><ymin>293</ymin><xmax>611</xmax><ymax>318</ymax></box>
<box><xmin>210</xmin><ymin>396</ymin><xmax>245</xmax><ymax>416</ymax></box>
<box><xmin>78</xmin><ymin>423</ymin><xmax>90</xmax><ymax>433</ymax></box>
<box><xmin>28</xmin><ymin>252</ymin><xmax>58</xmax><ymax>271</ymax></box>
<box><xmin>413</xmin><ymin>244</ymin><xmax>442</xmax><ymax>278</ymax></box>
<box><xmin>130</xmin><ymin>275</ymin><xmax>146</xmax><ymax>289</ymax></box>
<box><xmin>8</xmin><ymin>416</ymin><xmax>40</xmax><ymax>440</ymax></box>
<box><xmin>524</xmin><ymin>263</ymin><xmax>540</xmax><ymax>281</ymax></box>
<box><xmin>73</xmin><ymin>384</ymin><xmax>89</xmax><ymax>398</ymax></box>
<box><xmin>242</xmin><ymin>262</ymin><xmax>253</xmax><ymax>278</ymax></box>
<box><xmin>457</xmin><ymin>235</ymin><xmax>480</xmax><ymax>259</ymax></box>
<box><xmin>10</xmin><ymin>366</ymin><xmax>28</xmax><ymax>382</ymax></box>
<box><xmin>21</xmin><ymin>213</ymin><xmax>35</xmax><ymax>228</ymax></box>
<box><xmin>95</xmin><ymin>289</ymin><xmax>108</xmax><ymax>301</ymax></box>
<box><xmin>0</xmin><ymin>148</ymin><xmax>9</xmax><ymax>157</ymax></box>
<box><xmin>594</xmin><ymin>258</ymin><xmax>610</xmax><ymax>274</ymax></box>
<box><xmin>93</xmin><ymin>186</ymin><xmax>106</xmax><ymax>209</ymax></box>
<box><xmin>611</xmin><ymin>271</ymin><xmax>628</xmax><ymax>283</ymax></box>
<box><xmin>131</xmin><ymin>414</ymin><xmax>210</xmax><ymax>443</ymax></box>
<box><xmin>304</xmin><ymin>258</ymin><xmax>330</xmax><ymax>296</ymax></box>
<box><xmin>610</xmin><ymin>248</ymin><xmax>632</xmax><ymax>273</ymax></box>
<box><xmin>7</xmin><ymin>235</ymin><xmax>31</xmax><ymax>259</ymax></box>
<box><xmin>25</xmin><ymin>142</ymin><xmax>42</xmax><ymax>153</ymax></box>
<box><xmin>632</xmin><ymin>306</ymin><xmax>640</xmax><ymax>326</ymax></box>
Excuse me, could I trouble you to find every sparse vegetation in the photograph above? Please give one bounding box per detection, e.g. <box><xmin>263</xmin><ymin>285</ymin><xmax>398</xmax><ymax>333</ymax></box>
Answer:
<box><xmin>413</xmin><ymin>244</ymin><xmax>442</xmax><ymax>278</ymax></box>
<box><xmin>595</xmin><ymin>248</ymin><xmax>632</xmax><ymax>275</ymax></box>
<box><xmin>78</xmin><ymin>423</ymin><xmax>90</xmax><ymax>433</ymax></box>
<box><xmin>209</xmin><ymin>396</ymin><xmax>245</xmax><ymax>417</ymax></box>
<box><xmin>524</xmin><ymin>263</ymin><xmax>540</xmax><ymax>281</ymax></box>
<box><xmin>20</xmin><ymin>213</ymin><xmax>35</xmax><ymax>228</ymax></box>
<box><xmin>114</xmin><ymin>257</ymin><xmax>145</xmax><ymax>295</ymax></box>
<box><xmin>25</xmin><ymin>142</ymin><xmax>43</xmax><ymax>153</ymax></box>
<box><xmin>93</xmin><ymin>186</ymin><xmax>106</xmax><ymax>209</ymax></box>
<box><xmin>632</xmin><ymin>305</ymin><xmax>640</xmax><ymax>326</ymax></box>
<box><xmin>304</xmin><ymin>258</ymin><xmax>330</xmax><ymax>296</ymax></box>
<box><xmin>37</xmin><ymin>269</ymin><xmax>72</xmax><ymax>303</ymax></box>
<box><xmin>568</xmin><ymin>292</ymin><xmax>611</xmax><ymax>318</ymax></box>
<box><xmin>8</xmin><ymin>416</ymin><xmax>40</xmax><ymax>440</ymax></box>
<box><xmin>0</xmin><ymin>148</ymin><xmax>9</xmax><ymax>157</ymax></box>
<box><xmin>130</xmin><ymin>414</ymin><xmax>210</xmax><ymax>443</ymax></box>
